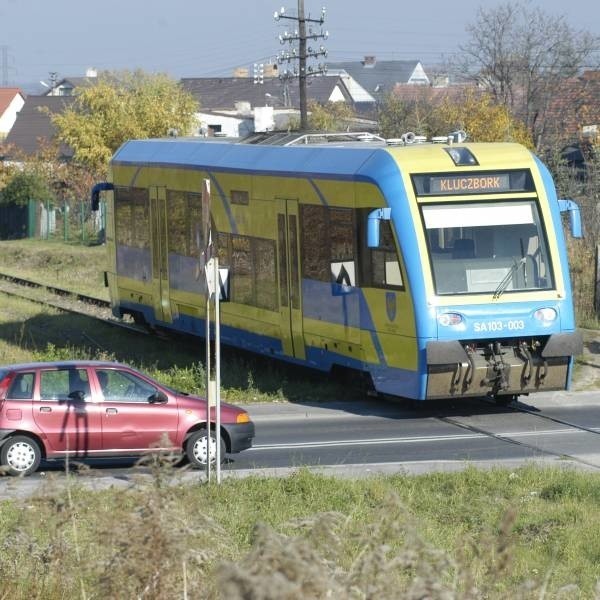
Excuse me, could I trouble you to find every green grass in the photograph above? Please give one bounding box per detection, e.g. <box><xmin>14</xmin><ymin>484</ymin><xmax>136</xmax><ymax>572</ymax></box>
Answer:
<box><xmin>1</xmin><ymin>242</ymin><xmax>600</xmax><ymax>598</ymax></box>
<box><xmin>0</xmin><ymin>238</ymin><xmax>108</xmax><ymax>299</ymax></box>
<box><xmin>0</xmin><ymin>289</ymin><xmax>362</xmax><ymax>404</ymax></box>
<box><xmin>0</xmin><ymin>466</ymin><xmax>599</xmax><ymax>598</ymax></box>
<box><xmin>0</xmin><ymin>239</ymin><xmax>367</xmax><ymax>403</ymax></box>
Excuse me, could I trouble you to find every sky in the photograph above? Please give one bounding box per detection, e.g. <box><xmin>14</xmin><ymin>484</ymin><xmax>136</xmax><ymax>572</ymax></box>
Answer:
<box><xmin>1</xmin><ymin>0</ymin><xmax>599</xmax><ymax>92</ymax></box>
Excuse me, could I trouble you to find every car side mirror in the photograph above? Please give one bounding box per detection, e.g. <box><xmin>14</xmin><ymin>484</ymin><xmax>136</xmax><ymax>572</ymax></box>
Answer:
<box><xmin>148</xmin><ymin>391</ymin><xmax>168</xmax><ymax>404</ymax></box>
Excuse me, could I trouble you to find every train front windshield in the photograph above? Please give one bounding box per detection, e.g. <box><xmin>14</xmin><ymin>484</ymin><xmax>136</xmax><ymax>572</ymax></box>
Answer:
<box><xmin>422</xmin><ymin>200</ymin><xmax>554</xmax><ymax>296</ymax></box>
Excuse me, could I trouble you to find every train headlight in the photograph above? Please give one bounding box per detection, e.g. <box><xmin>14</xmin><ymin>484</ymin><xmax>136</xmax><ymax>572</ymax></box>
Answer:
<box><xmin>438</xmin><ymin>312</ymin><xmax>463</xmax><ymax>327</ymax></box>
<box><xmin>534</xmin><ymin>308</ymin><xmax>557</xmax><ymax>322</ymax></box>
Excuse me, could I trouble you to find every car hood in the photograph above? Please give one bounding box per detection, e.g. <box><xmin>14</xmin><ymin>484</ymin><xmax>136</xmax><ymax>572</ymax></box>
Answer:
<box><xmin>175</xmin><ymin>394</ymin><xmax>247</xmax><ymax>415</ymax></box>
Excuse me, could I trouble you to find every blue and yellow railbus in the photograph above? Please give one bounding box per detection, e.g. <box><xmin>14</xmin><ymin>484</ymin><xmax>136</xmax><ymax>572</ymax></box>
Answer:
<box><xmin>92</xmin><ymin>134</ymin><xmax>583</xmax><ymax>401</ymax></box>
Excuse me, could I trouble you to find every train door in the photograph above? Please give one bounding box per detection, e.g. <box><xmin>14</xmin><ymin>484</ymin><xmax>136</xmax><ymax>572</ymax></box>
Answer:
<box><xmin>149</xmin><ymin>186</ymin><xmax>172</xmax><ymax>324</ymax></box>
<box><xmin>276</xmin><ymin>199</ymin><xmax>306</xmax><ymax>360</ymax></box>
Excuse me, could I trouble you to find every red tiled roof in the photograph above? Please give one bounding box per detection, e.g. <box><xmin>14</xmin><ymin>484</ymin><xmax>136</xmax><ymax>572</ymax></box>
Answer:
<box><xmin>0</xmin><ymin>87</ymin><xmax>24</xmax><ymax>116</ymax></box>
<box><xmin>545</xmin><ymin>71</ymin><xmax>600</xmax><ymax>139</ymax></box>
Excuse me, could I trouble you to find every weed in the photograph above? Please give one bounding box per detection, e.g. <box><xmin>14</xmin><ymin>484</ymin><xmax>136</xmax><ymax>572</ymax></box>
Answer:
<box><xmin>0</xmin><ymin>467</ymin><xmax>599</xmax><ymax>598</ymax></box>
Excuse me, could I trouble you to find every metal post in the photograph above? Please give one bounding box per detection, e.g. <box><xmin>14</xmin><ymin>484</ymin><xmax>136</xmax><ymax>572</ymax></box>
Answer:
<box><xmin>214</xmin><ymin>254</ymin><xmax>221</xmax><ymax>483</ymax></box>
<box><xmin>205</xmin><ymin>288</ymin><xmax>211</xmax><ymax>483</ymax></box>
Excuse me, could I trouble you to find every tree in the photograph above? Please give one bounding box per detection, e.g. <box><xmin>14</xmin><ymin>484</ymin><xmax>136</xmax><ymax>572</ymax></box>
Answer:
<box><xmin>307</xmin><ymin>100</ymin><xmax>356</xmax><ymax>132</ymax></box>
<box><xmin>435</xmin><ymin>89</ymin><xmax>533</xmax><ymax>147</ymax></box>
<box><xmin>377</xmin><ymin>90</ymin><xmax>446</xmax><ymax>140</ymax></box>
<box><xmin>0</xmin><ymin>143</ymin><xmax>21</xmax><ymax>191</ymax></box>
<box><xmin>376</xmin><ymin>87</ymin><xmax>532</xmax><ymax>146</ymax></box>
<box><xmin>50</xmin><ymin>70</ymin><xmax>199</xmax><ymax>171</ymax></box>
<box><xmin>0</xmin><ymin>171</ymin><xmax>54</xmax><ymax>206</ymax></box>
<box><xmin>458</xmin><ymin>1</ymin><xmax>599</xmax><ymax>149</ymax></box>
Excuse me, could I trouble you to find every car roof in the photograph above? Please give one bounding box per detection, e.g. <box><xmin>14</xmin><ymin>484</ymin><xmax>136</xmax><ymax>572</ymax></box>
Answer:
<box><xmin>0</xmin><ymin>360</ymin><xmax>132</xmax><ymax>371</ymax></box>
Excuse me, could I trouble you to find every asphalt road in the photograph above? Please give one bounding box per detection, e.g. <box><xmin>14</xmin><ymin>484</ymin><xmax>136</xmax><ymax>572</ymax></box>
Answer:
<box><xmin>1</xmin><ymin>390</ymin><xmax>599</xmax><ymax>499</ymax></box>
<box><xmin>235</xmin><ymin>390</ymin><xmax>600</xmax><ymax>472</ymax></box>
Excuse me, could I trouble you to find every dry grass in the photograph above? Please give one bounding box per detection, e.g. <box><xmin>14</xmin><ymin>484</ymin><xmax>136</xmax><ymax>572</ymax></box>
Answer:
<box><xmin>1</xmin><ymin>466</ymin><xmax>599</xmax><ymax>599</ymax></box>
<box><xmin>0</xmin><ymin>239</ymin><xmax>108</xmax><ymax>300</ymax></box>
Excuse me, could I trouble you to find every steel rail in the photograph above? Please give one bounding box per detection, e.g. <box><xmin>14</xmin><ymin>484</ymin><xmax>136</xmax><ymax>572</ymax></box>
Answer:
<box><xmin>0</xmin><ymin>272</ymin><xmax>110</xmax><ymax>308</ymax></box>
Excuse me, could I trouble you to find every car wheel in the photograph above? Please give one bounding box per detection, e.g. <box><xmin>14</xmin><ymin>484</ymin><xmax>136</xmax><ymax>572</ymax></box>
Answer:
<box><xmin>186</xmin><ymin>428</ymin><xmax>226</xmax><ymax>467</ymax></box>
<box><xmin>1</xmin><ymin>436</ymin><xmax>42</xmax><ymax>476</ymax></box>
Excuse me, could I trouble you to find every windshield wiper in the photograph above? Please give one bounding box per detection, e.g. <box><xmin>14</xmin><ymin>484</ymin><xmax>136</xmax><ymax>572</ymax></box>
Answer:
<box><xmin>492</xmin><ymin>257</ymin><xmax>526</xmax><ymax>299</ymax></box>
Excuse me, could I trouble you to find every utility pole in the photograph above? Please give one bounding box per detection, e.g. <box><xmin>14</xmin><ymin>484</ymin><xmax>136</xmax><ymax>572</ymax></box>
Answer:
<box><xmin>298</xmin><ymin>0</ymin><xmax>308</xmax><ymax>130</ymax></box>
<box><xmin>49</xmin><ymin>71</ymin><xmax>58</xmax><ymax>95</ymax></box>
<box><xmin>274</xmin><ymin>2</ymin><xmax>328</xmax><ymax>130</ymax></box>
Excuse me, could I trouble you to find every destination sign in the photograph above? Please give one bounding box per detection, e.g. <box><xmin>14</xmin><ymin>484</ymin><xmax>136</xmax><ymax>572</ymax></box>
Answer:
<box><xmin>412</xmin><ymin>170</ymin><xmax>533</xmax><ymax>196</ymax></box>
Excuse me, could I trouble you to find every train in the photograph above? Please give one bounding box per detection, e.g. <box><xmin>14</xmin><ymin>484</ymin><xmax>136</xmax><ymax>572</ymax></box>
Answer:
<box><xmin>91</xmin><ymin>132</ymin><xmax>583</xmax><ymax>402</ymax></box>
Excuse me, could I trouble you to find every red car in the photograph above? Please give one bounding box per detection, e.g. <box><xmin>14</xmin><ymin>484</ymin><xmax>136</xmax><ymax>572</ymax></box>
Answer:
<box><xmin>0</xmin><ymin>360</ymin><xmax>254</xmax><ymax>476</ymax></box>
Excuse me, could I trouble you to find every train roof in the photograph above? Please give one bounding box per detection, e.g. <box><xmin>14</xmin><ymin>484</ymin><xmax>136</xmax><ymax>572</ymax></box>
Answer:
<box><xmin>111</xmin><ymin>138</ymin><xmax>534</xmax><ymax>180</ymax></box>
<box><xmin>112</xmin><ymin>138</ymin><xmax>387</xmax><ymax>178</ymax></box>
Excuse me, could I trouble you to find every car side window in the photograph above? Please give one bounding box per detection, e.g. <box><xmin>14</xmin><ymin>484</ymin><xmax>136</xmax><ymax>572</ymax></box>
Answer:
<box><xmin>7</xmin><ymin>372</ymin><xmax>35</xmax><ymax>400</ymax></box>
<box><xmin>40</xmin><ymin>369</ymin><xmax>91</xmax><ymax>401</ymax></box>
<box><xmin>97</xmin><ymin>369</ymin><xmax>157</xmax><ymax>403</ymax></box>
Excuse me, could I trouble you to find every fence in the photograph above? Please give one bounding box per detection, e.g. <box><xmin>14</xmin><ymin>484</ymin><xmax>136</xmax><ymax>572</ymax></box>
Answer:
<box><xmin>0</xmin><ymin>199</ymin><xmax>106</xmax><ymax>244</ymax></box>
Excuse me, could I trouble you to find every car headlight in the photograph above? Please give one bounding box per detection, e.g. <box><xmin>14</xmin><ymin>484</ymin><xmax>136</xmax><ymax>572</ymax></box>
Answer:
<box><xmin>534</xmin><ymin>308</ymin><xmax>557</xmax><ymax>322</ymax></box>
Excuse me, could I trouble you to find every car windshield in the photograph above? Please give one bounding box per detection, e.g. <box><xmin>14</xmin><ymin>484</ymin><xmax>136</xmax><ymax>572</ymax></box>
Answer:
<box><xmin>422</xmin><ymin>200</ymin><xmax>554</xmax><ymax>295</ymax></box>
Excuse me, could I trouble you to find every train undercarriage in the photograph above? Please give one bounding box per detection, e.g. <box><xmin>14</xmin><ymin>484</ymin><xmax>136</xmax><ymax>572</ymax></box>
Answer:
<box><xmin>426</xmin><ymin>332</ymin><xmax>583</xmax><ymax>401</ymax></box>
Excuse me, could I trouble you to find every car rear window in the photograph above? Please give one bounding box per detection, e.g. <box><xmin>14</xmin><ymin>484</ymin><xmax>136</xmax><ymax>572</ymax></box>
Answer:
<box><xmin>0</xmin><ymin>370</ymin><xmax>10</xmax><ymax>397</ymax></box>
<box><xmin>7</xmin><ymin>372</ymin><xmax>35</xmax><ymax>400</ymax></box>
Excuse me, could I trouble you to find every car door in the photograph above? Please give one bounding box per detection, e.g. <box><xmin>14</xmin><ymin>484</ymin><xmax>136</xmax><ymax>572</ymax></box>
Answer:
<box><xmin>33</xmin><ymin>367</ymin><xmax>103</xmax><ymax>455</ymax></box>
<box><xmin>95</xmin><ymin>368</ymin><xmax>179</xmax><ymax>452</ymax></box>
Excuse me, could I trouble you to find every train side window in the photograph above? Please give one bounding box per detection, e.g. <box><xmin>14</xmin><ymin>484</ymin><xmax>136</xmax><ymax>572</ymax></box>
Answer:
<box><xmin>167</xmin><ymin>190</ymin><xmax>189</xmax><ymax>255</ymax></box>
<box><xmin>132</xmin><ymin>188</ymin><xmax>149</xmax><ymax>249</ymax></box>
<box><xmin>360</xmin><ymin>212</ymin><xmax>404</xmax><ymax>290</ymax></box>
<box><xmin>217</xmin><ymin>232</ymin><xmax>231</xmax><ymax>267</ymax></box>
<box><xmin>231</xmin><ymin>235</ymin><xmax>253</xmax><ymax>305</ymax></box>
<box><xmin>188</xmin><ymin>193</ymin><xmax>203</xmax><ymax>257</ymax></box>
<box><xmin>300</xmin><ymin>205</ymin><xmax>329</xmax><ymax>281</ymax></box>
<box><xmin>330</xmin><ymin>208</ymin><xmax>355</xmax><ymax>262</ymax></box>
<box><xmin>231</xmin><ymin>190</ymin><xmax>249</xmax><ymax>206</ymax></box>
<box><xmin>115</xmin><ymin>187</ymin><xmax>133</xmax><ymax>246</ymax></box>
<box><xmin>301</xmin><ymin>205</ymin><xmax>356</xmax><ymax>284</ymax></box>
<box><xmin>330</xmin><ymin>208</ymin><xmax>356</xmax><ymax>286</ymax></box>
<box><xmin>254</xmin><ymin>238</ymin><xmax>277</xmax><ymax>310</ymax></box>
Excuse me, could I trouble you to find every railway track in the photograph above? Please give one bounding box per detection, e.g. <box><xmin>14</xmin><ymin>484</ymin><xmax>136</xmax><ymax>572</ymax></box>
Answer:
<box><xmin>437</xmin><ymin>400</ymin><xmax>600</xmax><ymax>471</ymax></box>
<box><xmin>0</xmin><ymin>272</ymin><xmax>147</xmax><ymax>335</ymax></box>
<box><xmin>2</xmin><ymin>271</ymin><xmax>599</xmax><ymax>468</ymax></box>
<box><xmin>0</xmin><ymin>272</ymin><xmax>110</xmax><ymax>308</ymax></box>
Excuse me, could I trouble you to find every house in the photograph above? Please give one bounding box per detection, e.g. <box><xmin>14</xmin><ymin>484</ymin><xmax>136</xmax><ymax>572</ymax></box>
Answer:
<box><xmin>545</xmin><ymin>70</ymin><xmax>600</xmax><ymax>143</ymax></box>
<box><xmin>4</xmin><ymin>95</ymin><xmax>74</xmax><ymax>159</ymax></box>
<box><xmin>42</xmin><ymin>69</ymin><xmax>99</xmax><ymax>96</ymax></box>
<box><xmin>0</xmin><ymin>88</ymin><xmax>25</xmax><ymax>140</ymax></box>
<box><xmin>326</xmin><ymin>56</ymin><xmax>430</xmax><ymax>100</ymax></box>
<box><xmin>180</xmin><ymin>75</ymin><xmax>370</xmax><ymax>136</ymax></box>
